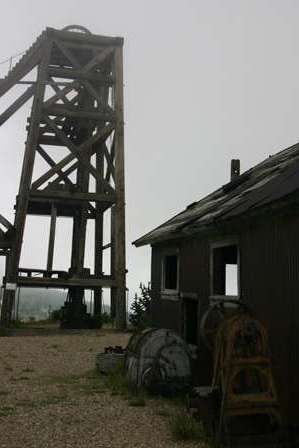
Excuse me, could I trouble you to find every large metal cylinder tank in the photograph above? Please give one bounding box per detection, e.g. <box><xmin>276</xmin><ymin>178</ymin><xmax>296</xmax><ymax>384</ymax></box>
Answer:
<box><xmin>125</xmin><ymin>328</ymin><xmax>191</xmax><ymax>395</ymax></box>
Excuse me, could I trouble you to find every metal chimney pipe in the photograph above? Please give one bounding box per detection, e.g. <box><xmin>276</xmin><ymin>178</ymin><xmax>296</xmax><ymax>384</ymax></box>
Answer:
<box><xmin>230</xmin><ymin>159</ymin><xmax>240</xmax><ymax>181</ymax></box>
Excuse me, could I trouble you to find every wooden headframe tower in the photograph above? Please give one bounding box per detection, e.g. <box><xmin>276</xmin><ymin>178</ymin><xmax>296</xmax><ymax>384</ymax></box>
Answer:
<box><xmin>0</xmin><ymin>26</ymin><xmax>126</xmax><ymax>329</ymax></box>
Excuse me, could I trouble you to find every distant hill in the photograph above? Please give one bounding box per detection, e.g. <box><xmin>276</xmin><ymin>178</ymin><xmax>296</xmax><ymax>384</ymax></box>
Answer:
<box><xmin>16</xmin><ymin>289</ymin><xmax>67</xmax><ymax>321</ymax></box>
<box><xmin>9</xmin><ymin>288</ymin><xmax>111</xmax><ymax>321</ymax></box>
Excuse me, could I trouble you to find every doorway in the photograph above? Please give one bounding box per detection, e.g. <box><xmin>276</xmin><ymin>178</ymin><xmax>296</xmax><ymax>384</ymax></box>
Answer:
<box><xmin>183</xmin><ymin>299</ymin><xmax>199</xmax><ymax>345</ymax></box>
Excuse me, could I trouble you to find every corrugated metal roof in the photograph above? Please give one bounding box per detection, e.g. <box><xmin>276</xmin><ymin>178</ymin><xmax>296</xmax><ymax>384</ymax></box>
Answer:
<box><xmin>133</xmin><ymin>142</ymin><xmax>299</xmax><ymax>247</ymax></box>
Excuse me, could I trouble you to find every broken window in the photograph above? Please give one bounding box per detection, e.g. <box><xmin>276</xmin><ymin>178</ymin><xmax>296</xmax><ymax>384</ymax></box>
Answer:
<box><xmin>211</xmin><ymin>243</ymin><xmax>239</xmax><ymax>297</ymax></box>
<box><xmin>162</xmin><ymin>254</ymin><xmax>178</xmax><ymax>291</ymax></box>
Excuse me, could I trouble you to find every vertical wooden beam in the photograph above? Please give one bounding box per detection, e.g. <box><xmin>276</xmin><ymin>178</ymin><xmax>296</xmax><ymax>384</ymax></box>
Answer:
<box><xmin>114</xmin><ymin>46</ymin><xmax>126</xmax><ymax>330</ymax></box>
<box><xmin>94</xmin><ymin>145</ymin><xmax>104</xmax><ymax>316</ymax></box>
<box><xmin>1</xmin><ymin>40</ymin><xmax>52</xmax><ymax>326</ymax></box>
<box><xmin>70</xmin><ymin>88</ymin><xmax>93</xmax><ymax>275</ymax></box>
<box><xmin>110</xmin><ymin>205</ymin><xmax>116</xmax><ymax>319</ymax></box>
<box><xmin>47</xmin><ymin>205</ymin><xmax>57</xmax><ymax>272</ymax></box>
<box><xmin>94</xmin><ymin>68</ymin><xmax>113</xmax><ymax>319</ymax></box>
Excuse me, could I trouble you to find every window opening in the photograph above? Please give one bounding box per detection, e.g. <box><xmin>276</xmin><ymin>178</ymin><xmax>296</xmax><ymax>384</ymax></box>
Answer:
<box><xmin>163</xmin><ymin>254</ymin><xmax>178</xmax><ymax>290</ymax></box>
<box><xmin>212</xmin><ymin>244</ymin><xmax>239</xmax><ymax>296</ymax></box>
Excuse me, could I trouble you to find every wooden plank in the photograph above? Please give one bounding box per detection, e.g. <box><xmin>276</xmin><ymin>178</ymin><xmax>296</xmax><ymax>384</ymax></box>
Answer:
<box><xmin>30</xmin><ymin>190</ymin><xmax>116</xmax><ymax>203</ymax></box>
<box><xmin>19</xmin><ymin>267</ymin><xmax>65</xmax><ymax>275</ymax></box>
<box><xmin>17</xmin><ymin>276</ymin><xmax>117</xmax><ymax>289</ymax></box>
<box><xmin>113</xmin><ymin>46</ymin><xmax>126</xmax><ymax>330</ymax></box>
<box><xmin>26</xmin><ymin>199</ymin><xmax>101</xmax><ymax>217</ymax></box>
<box><xmin>48</xmin><ymin>67</ymin><xmax>115</xmax><ymax>84</ymax></box>
<box><xmin>37</xmin><ymin>136</ymin><xmax>65</xmax><ymax>146</ymax></box>
<box><xmin>44</xmin><ymin>104</ymin><xmax>115</xmax><ymax>121</ymax></box>
<box><xmin>0</xmin><ymin>85</ymin><xmax>35</xmax><ymax>126</ymax></box>
<box><xmin>101</xmin><ymin>243</ymin><xmax>111</xmax><ymax>250</ymax></box>
<box><xmin>0</xmin><ymin>214</ymin><xmax>13</xmax><ymax>230</ymax></box>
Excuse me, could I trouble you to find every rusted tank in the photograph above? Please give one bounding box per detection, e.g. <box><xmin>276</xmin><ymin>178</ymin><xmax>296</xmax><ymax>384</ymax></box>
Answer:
<box><xmin>125</xmin><ymin>328</ymin><xmax>191</xmax><ymax>395</ymax></box>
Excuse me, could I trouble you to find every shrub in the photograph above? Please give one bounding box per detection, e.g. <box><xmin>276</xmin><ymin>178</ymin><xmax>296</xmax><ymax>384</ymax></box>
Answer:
<box><xmin>11</xmin><ymin>320</ymin><xmax>23</xmax><ymax>329</ymax></box>
<box><xmin>49</xmin><ymin>309</ymin><xmax>62</xmax><ymax>322</ymax></box>
<box><xmin>101</xmin><ymin>312</ymin><xmax>113</xmax><ymax>325</ymax></box>
<box><xmin>89</xmin><ymin>314</ymin><xmax>102</xmax><ymax>329</ymax></box>
<box><xmin>128</xmin><ymin>395</ymin><xmax>146</xmax><ymax>407</ymax></box>
<box><xmin>104</xmin><ymin>364</ymin><xmax>130</xmax><ymax>396</ymax></box>
<box><xmin>170</xmin><ymin>410</ymin><xmax>207</xmax><ymax>442</ymax></box>
<box><xmin>0</xmin><ymin>327</ymin><xmax>9</xmax><ymax>337</ymax></box>
<box><xmin>129</xmin><ymin>283</ymin><xmax>152</xmax><ymax>330</ymax></box>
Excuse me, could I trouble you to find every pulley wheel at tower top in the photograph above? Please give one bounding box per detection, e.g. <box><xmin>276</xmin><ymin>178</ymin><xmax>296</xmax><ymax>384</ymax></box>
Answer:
<box><xmin>62</xmin><ymin>25</ymin><xmax>92</xmax><ymax>34</ymax></box>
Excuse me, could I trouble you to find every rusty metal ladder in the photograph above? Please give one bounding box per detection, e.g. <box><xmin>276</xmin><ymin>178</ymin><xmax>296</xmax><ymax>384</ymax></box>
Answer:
<box><xmin>213</xmin><ymin>314</ymin><xmax>283</xmax><ymax>447</ymax></box>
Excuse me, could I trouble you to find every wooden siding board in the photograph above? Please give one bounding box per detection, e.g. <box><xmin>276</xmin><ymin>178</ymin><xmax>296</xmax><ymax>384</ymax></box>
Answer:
<box><xmin>240</xmin><ymin>213</ymin><xmax>299</xmax><ymax>426</ymax></box>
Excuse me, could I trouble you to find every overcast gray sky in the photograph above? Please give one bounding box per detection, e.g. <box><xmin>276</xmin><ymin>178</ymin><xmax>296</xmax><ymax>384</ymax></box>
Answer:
<box><xmin>0</xmin><ymin>0</ymin><xmax>299</xmax><ymax>304</ymax></box>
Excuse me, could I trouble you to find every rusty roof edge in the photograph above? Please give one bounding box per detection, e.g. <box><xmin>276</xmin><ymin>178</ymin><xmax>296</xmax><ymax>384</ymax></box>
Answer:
<box><xmin>133</xmin><ymin>141</ymin><xmax>299</xmax><ymax>248</ymax></box>
<box><xmin>132</xmin><ymin>186</ymin><xmax>224</xmax><ymax>247</ymax></box>
<box><xmin>185</xmin><ymin>186</ymin><xmax>299</xmax><ymax>235</ymax></box>
<box><xmin>134</xmin><ymin>189</ymin><xmax>299</xmax><ymax>248</ymax></box>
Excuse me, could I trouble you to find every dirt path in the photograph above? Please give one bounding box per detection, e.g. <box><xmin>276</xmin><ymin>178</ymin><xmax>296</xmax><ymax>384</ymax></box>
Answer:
<box><xmin>0</xmin><ymin>327</ymin><xmax>201</xmax><ymax>448</ymax></box>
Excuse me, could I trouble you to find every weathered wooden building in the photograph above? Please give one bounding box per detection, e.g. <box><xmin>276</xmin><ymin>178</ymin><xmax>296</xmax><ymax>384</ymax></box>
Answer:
<box><xmin>134</xmin><ymin>144</ymin><xmax>299</xmax><ymax>429</ymax></box>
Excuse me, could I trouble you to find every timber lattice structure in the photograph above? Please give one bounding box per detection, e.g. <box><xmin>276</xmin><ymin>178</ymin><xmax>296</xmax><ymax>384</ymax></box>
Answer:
<box><xmin>0</xmin><ymin>26</ymin><xmax>126</xmax><ymax>329</ymax></box>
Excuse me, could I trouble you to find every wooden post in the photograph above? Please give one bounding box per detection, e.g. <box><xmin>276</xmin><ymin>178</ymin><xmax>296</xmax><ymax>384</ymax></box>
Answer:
<box><xmin>114</xmin><ymin>46</ymin><xmax>126</xmax><ymax>330</ymax></box>
<box><xmin>110</xmin><ymin>205</ymin><xmax>116</xmax><ymax>319</ymax></box>
<box><xmin>47</xmin><ymin>205</ymin><xmax>57</xmax><ymax>272</ymax></box>
<box><xmin>16</xmin><ymin>287</ymin><xmax>21</xmax><ymax>322</ymax></box>
<box><xmin>94</xmin><ymin>144</ymin><xmax>104</xmax><ymax>316</ymax></box>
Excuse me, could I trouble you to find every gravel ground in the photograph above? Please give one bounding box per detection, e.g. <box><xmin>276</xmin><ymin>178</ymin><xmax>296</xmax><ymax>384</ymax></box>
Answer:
<box><xmin>0</xmin><ymin>326</ymin><xmax>204</xmax><ymax>448</ymax></box>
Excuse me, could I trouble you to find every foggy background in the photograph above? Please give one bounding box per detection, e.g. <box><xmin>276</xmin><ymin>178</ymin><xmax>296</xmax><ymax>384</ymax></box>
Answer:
<box><xmin>0</xmin><ymin>0</ymin><xmax>299</xmax><ymax>308</ymax></box>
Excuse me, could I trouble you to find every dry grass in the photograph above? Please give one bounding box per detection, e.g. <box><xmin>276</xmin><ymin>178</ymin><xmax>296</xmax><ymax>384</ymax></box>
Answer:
<box><xmin>0</xmin><ymin>326</ymin><xmax>204</xmax><ymax>448</ymax></box>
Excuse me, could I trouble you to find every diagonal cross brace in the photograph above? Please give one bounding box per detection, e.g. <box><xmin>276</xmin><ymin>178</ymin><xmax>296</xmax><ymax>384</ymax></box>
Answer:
<box><xmin>44</xmin><ymin>116</ymin><xmax>105</xmax><ymax>184</ymax></box>
<box><xmin>31</xmin><ymin>122</ymin><xmax>114</xmax><ymax>190</ymax></box>
<box><xmin>36</xmin><ymin>146</ymin><xmax>96</xmax><ymax>216</ymax></box>
<box><xmin>53</xmin><ymin>40</ymin><xmax>114</xmax><ymax>114</ymax></box>
<box><xmin>44</xmin><ymin>80</ymin><xmax>79</xmax><ymax>107</ymax></box>
<box><xmin>0</xmin><ymin>85</ymin><xmax>35</xmax><ymax>126</ymax></box>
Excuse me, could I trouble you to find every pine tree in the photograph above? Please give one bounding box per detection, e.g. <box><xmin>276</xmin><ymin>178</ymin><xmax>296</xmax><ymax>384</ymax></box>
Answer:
<box><xmin>129</xmin><ymin>283</ymin><xmax>152</xmax><ymax>329</ymax></box>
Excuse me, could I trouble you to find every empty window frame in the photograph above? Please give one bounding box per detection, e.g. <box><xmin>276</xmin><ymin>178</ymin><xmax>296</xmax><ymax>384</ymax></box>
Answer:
<box><xmin>162</xmin><ymin>254</ymin><xmax>179</xmax><ymax>292</ymax></box>
<box><xmin>211</xmin><ymin>242</ymin><xmax>239</xmax><ymax>298</ymax></box>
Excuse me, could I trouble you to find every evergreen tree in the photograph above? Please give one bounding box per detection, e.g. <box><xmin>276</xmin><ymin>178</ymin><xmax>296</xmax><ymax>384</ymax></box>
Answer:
<box><xmin>129</xmin><ymin>283</ymin><xmax>152</xmax><ymax>329</ymax></box>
